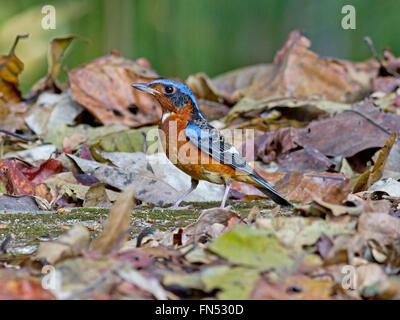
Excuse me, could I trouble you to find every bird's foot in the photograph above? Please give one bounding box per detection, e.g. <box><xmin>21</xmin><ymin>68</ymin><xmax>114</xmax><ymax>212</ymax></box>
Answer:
<box><xmin>152</xmin><ymin>204</ymin><xmax>194</xmax><ymax>211</ymax></box>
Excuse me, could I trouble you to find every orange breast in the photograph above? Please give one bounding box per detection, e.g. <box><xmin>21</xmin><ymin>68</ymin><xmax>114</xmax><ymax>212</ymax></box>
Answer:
<box><xmin>159</xmin><ymin>114</ymin><xmax>238</xmax><ymax>184</ymax></box>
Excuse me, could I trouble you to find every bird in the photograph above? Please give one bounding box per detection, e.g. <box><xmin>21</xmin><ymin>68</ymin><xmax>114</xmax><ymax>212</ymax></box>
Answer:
<box><xmin>132</xmin><ymin>79</ymin><xmax>292</xmax><ymax>209</ymax></box>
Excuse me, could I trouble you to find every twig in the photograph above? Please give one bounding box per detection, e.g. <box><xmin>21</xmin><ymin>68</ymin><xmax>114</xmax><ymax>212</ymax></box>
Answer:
<box><xmin>0</xmin><ymin>129</ymin><xmax>36</xmax><ymax>141</ymax></box>
<box><xmin>343</xmin><ymin>109</ymin><xmax>392</xmax><ymax>136</ymax></box>
<box><xmin>364</xmin><ymin>36</ymin><xmax>400</xmax><ymax>78</ymax></box>
<box><xmin>8</xmin><ymin>34</ymin><xmax>29</xmax><ymax>57</ymax></box>
<box><xmin>364</xmin><ymin>36</ymin><xmax>383</xmax><ymax>65</ymax></box>
<box><xmin>136</xmin><ymin>227</ymin><xmax>155</xmax><ymax>248</ymax></box>
<box><xmin>0</xmin><ymin>34</ymin><xmax>29</xmax><ymax>73</ymax></box>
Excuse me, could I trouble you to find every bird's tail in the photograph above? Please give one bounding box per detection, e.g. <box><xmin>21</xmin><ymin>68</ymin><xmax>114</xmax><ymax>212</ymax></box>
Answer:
<box><xmin>249</xmin><ymin>171</ymin><xmax>292</xmax><ymax>206</ymax></box>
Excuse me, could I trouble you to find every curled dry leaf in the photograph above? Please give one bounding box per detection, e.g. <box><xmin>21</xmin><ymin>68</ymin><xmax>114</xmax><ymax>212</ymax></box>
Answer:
<box><xmin>243</xmin><ymin>30</ymin><xmax>377</xmax><ymax>103</ymax></box>
<box><xmin>353</xmin><ymin>132</ymin><xmax>397</xmax><ymax>193</ymax></box>
<box><xmin>182</xmin><ymin>208</ymin><xmax>240</xmax><ymax>245</ymax></box>
<box><xmin>0</xmin><ymin>35</ymin><xmax>27</xmax><ymax>105</ymax></box>
<box><xmin>68</xmin><ymin>54</ymin><xmax>161</xmax><ymax>127</ymax></box>
<box><xmin>44</xmin><ymin>172</ymin><xmax>120</xmax><ymax>203</ymax></box>
<box><xmin>294</xmin><ymin>197</ymin><xmax>364</xmax><ymax>217</ymax></box>
<box><xmin>28</xmin><ymin>35</ymin><xmax>88</xmax><ymax>97</ymax></box>
<box><xmin>0</xmin><ymin>158</ymin><xmax>63</xmax><ymax>197</ymax></box>
<box><xmin>368</xmin><ymin>178</ymin><xmax>400</xmax><ymax>198</ymax></box>
<box><xmin>83</xmin><ymin>182</ymin><xmax>112</xmax><ymax>207</ymax></box>
<box><xmin>91</xmin><ymin>184</ymin><xmax>136</xmax><ymax>254</ymax></box>
<box><xmin>225</xmin><ymin>96</ymin><xmax>352</xmax><ymax>127</ymax></box>
<box><xmin>186</xmin><ymin>64</ymin><xmax>273</xmax><ymax>104</ymax></box>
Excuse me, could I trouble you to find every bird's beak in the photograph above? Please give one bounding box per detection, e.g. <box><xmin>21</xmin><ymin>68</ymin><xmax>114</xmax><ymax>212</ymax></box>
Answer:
<box><xmin>132</xmin><ymin>83</ymin><xmax>159</xmax><ymax>95</ymax></box>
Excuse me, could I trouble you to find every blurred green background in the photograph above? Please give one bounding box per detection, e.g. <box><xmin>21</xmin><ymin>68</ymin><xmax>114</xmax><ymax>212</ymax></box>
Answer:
<box><xmin>1</xmin><ymin>0</ymin><xmax>399</xmax><ymax>93</ymax></box>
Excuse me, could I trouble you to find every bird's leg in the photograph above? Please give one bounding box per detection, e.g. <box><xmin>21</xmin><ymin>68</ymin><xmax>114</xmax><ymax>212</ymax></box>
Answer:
<box><xmin>155</xmin><ymin>179</ymin><xmax>199</xmax><ymax>211</ymax></box>
<box><xmin>220</xmin><ymin>181</ymin><xmax>232</xmax><ymax>209</ymax></box>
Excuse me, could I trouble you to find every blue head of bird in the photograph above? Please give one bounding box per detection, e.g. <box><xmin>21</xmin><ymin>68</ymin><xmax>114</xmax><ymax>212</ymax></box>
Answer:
<box><xmin>132</xmin><ymin>79</ymin><xmax>202</xmax><ymax>116</ymax></box>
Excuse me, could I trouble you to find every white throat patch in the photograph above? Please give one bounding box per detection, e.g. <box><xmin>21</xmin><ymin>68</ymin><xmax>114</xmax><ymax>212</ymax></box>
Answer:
<box><xmin>161</xmin><ymin>112</ymin><xmax>175</xmax><ymax>123</ymax></box>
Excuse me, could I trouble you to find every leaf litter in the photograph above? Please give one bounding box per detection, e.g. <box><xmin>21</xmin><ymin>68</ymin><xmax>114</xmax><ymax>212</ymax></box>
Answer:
<box><xmin>0</xmin><ymin>31</ymin><xmax>400</xmax><ymax>300</ymax></box>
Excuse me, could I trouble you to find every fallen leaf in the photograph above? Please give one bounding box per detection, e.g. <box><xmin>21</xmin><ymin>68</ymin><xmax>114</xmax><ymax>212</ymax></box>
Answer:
<box><xmin>187</xmin><ymin>64</ymin><xmax>274</xmax><ymax>104</ymax></box>
<box><xmin>68</xmin><ymin>54</ymin><xmax>161</xmax><ymax>127</ymax></box>
<box><xmin>25</xmin><ymin>90</ymin><xmax>83</xmax><ymax>136</ymax></box>
<box><xmin>118</xmin><ymin>268</ymin><xmax>168</xmax><ymax>300</ymax></box>
<box><xmin>91</xmin><ymin>184</ymin><xmax>136</xmax><ymax>254</ymax></box>
<box><xmin>0</xmin><ymin>194</ymin><xmax>39</xmax><ymax>211</ymax></box>
<box><xmin>197</xmin><ymin>99</ymin><xmax>230</xmax><ymax>120</ymax></box>
<box><xmin>295</xmin><ymin>103</ymin><xmax>400</xmax><ymax>158</ymax></box>
<box><xmin>276</xmin><ymin>147</ymin><xmax>336</xmax><ymax>172</ymax></box>
<box><xmin>28</xmin><ymin>35</ymin><xmax>87</xmax><ymax>97</ymax></box>
<box><xmin>182</xmin><ymin>208</ymin><xmax>239</xmax><ymax>244</ymax></box>
<box><xmin>232</xmin><ymin>170</ymin><xmax>351</xmax><ymax>203</ymax></box>
<box><xmin>294</xmin><ymin>197</ymin><xmax>363</xmax><ymax>217</ymax></box>
<box><xmin>358</xmin><ymin>209</ymin><xmax>400</xmax><ymax>246</ymax></box>
<box><xmin>244</xmin><ymin>30</ymin><xmax>377</xmax><ymax>103</ymax></box>
<box><xmin>356</xmin><ymin>263</ymin><xmax>397</xmax><ymax>299</ymax></box>
<box><xmin>0</xmin><ymin>270</ymin><xmax>55</xmax><ymax>300</ymax></box>
<box><xmin>83</xmin><ymin>182</ymin><xmax>112</xmax><ymax>207</ymax></box>
<box><xmin>252</xmin><ymin>103</ymin><xmax>400</xmax><ymax>161</ymax></box>
<box><xmin>208</xmin><ymin>224</ymin><xmax>294</xmax><ymax>270</ymax></box>
<box><xmin>3</xmin><ymin>144</ymin><xmax>56</xmax><ymax>163</ymax></box>
<box><xmin>35</xmin><ymin>224</ymin><xmax>90</xmax><ymax>265</ymax></box>
<box><xmin>44</xmin><ymin>123</ymin><xmax>127</xmax><ymax>149</ymax></box>
<box><xmin>202</xmin><ymin>265</ymin><xmax>261</xmax><ymax>299</ymax></box>
<box><xmin>353</xmin><ymin>132</ymin><xmax>397</xmax><ymax>192</ymax></box>
<box><xmin>0</xmin><ymin>35</ymin><xmax>27</xmax><ymax>105</ymax></box>
<box><xmin>44</xmin><ymin>172</ymin><xmax>120</xmax><ymax>202</ymax></box>
<box><xmin>256</xmin><ymin>216</ymin><xmax>356</xmax><ymax>250</ymax></box>
<box><xmin>368</xmin><ymin>178</ymin><xmax>400</xmax><ymax>198</ymax></box>
<box><xmin>0</xmin><ymin>158</ymin><xmax>63</xmax><ymax>196</ymax></box>
<box><xmin>225</xmin><ymin>96</ymin><xmax>353</xmax><ymax>127</ymax></box>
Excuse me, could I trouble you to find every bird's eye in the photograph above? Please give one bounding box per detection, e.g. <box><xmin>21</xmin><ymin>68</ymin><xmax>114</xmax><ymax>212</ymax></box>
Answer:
<box><xmin>164</xmin><ymin>85</ymin><xmax>174</xmax><ymax>94</ymax></box>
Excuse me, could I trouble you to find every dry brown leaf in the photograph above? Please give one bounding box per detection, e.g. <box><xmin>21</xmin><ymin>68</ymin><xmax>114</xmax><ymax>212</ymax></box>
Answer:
<box><xmin>353</xmin><ymin>132</ymin><xmax>397</xmax><ymax>192</ymax></box>
<box><xmin>91</xmin><ymin>184</ymin><xmax>136</xmax><ymax>254</ymax></box>
<box><xmin>0</xmin><ymin>35</ymin><xmax>27</xmax><ymax>105</ymax></box>
<box><xmin>253</xmin><ymin>103</ymin><xmax>400</xmax><ymax>162</ymax></box>
<box><xmin>295</xmin><ymin>197</ymin><xmax>364</xmax><ymax>217</ymax></box>
<box><xmin>186</xmin><ymin>64</ymin><xmax>273</xmax><ymax>104</ymax></box>
<box><xmin>29</xmin><ymin>35</ymin><xmax>87</xmax><ymax>96</ymax></box>
<box><xmin>358</xmin><ymin>210</ymin><xmax>400</xmax><ymax>246</ymax></box>
<box><xmin>244</xmin><ymin>30</ymin><xmax>377</xmax><ymax>103</ymax></box>
<box><xmin>68</xmin><ymin>54</ymin><xmax>161</xmax><ymax>127</ymax></box>
<box><xmin>182</xmin><ymin>208</ymin><xmax>239</xmax><ymax>245</ymax></box>
<box><xmin>83</xmin><ymin>182</ymin><xmax>112</xmax><ymax>207</ymax></box>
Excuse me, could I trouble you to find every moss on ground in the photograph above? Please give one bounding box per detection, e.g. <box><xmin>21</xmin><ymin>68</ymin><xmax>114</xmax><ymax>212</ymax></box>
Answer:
<box><xmin>0</xmin><ymin>199</ymin><xmax>286</xmax><ymax>258</ymax></box>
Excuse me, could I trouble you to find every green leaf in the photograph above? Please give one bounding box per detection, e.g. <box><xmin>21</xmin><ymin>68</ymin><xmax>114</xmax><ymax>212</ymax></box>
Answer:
<box><xmin>208</xmin><ymin>224</ymin><xmax>294</xmax><ymax>270</ymax></box>
<box><xmin>202</xmin><ymin>266</ymin><xmax>260</xmax><ymax>300</ymax></box>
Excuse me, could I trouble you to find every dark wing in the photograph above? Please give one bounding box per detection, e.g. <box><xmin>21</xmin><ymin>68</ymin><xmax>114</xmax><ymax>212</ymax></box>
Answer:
<box><xmin>185</xmin><ymin>120</ymin><xmax>292</xmax><ymax>206</ymax></box>
<box><xmin>185</xmin><ymin>121</ymin><xmax>254</xmax><ymax>175</ymax></box>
